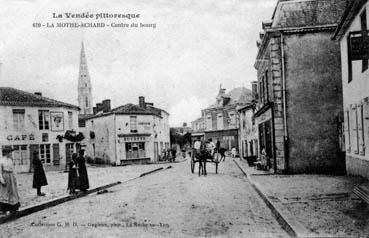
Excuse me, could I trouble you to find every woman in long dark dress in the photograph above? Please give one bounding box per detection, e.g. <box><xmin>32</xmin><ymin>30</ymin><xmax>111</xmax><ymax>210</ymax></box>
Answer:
<box><xmin>77</xmin><ymin>150</ymin><xmax>89</xmax><ymax>192</ymax></box>
<box><xmin>32</xmin><ymin>151</ymin><xmax>48</xmax><ymax>196</ymax></box>
<box><xmin>67</xmin><ymin>153</ymin><xmax>79</xmax><ymax>195</ymax></box>
<box><xmin>0</xmin><ymin>147</ymin><xmax>20</xmax><ymax>214</ymax></box>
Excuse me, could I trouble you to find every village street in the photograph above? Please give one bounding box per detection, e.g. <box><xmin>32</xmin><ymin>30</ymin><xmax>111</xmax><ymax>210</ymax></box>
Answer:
<box><xmin>0</xmin><ymin>159</ymin><xmax>289</xmax><ymax>238</ymax></box>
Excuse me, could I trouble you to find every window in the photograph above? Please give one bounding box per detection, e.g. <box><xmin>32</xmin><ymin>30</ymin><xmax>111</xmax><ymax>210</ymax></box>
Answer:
<box><xmin>68</xmin><ymin>111</ymin><xmax>73</xmax><ymax>129</ymax></box>
<box><xmin>85</xmin><ymin>97</ymin><xmax>88</xmax><ymax>107</ymax></box>
<box><xmin>13</xmin><ymin>145</ymin><xmax>27</xmax><ymax>166</ymax></box>
<box><xmin>130</xmin><ymin>116</ymin><xmax>137</xmax><ymax>132</ymax></box>
<box><xmin>361</xmin><ymin>10</ymin><xmax>368</xmax><ymax>72</ymax></box>
<box><xmin>40</xmin><ymin>144</ymin><xmax>51</xmax><ymax>164</ymax></box>
<box><xmin>217</xmin><ymin>113</ymin><xmax>223</xmax><ymax>130</ymax></box>
<box><xmin>13</xmin><ymin>109</ymin><xmax>25</xmax><ymax>131</ymax></box>
<box><xmin>347</xmin><ymin>34</ymin><xmax>353</xmax><ymax>83</ymax></box>
<box><xmin>206</xmin><ymin>114</ymin><xmax>212</xmax><ymax>130</ymax></box>
<box><xmin>39</xmin><ymin>110</ymin><xmax>50</xmax><ymax>130</ymax></box>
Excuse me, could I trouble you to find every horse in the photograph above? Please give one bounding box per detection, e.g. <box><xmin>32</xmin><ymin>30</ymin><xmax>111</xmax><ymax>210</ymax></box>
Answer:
<box><xmin>197</xmin><ymin>149</ymin><xmax>213</xmax><ymax>176</ymax></box>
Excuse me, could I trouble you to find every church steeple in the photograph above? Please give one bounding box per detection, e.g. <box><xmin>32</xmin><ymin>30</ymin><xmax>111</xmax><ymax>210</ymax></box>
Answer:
<box><xmin>78</xmin><ymin>41</ymin><xmax>93</xmax><ymax>115</ymax></box>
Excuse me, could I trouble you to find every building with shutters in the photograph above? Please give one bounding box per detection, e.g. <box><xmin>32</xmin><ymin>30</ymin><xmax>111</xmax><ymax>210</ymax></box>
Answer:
<box><xmin>0</xmin><ymin>87</ymin><xmax>80</xmax><ymax>172</ymax></box>
<box><xmin>191</xmin><ymin>86</ymin><xmax>252</xmax><ymax>152</ymax></box>
<box><xmin>83</xmin><ymin>96</ymin><xmax>170</xmax><ymax>165</ymax></box>
<box><xmin>333</xmin><ymin>0</ymin><xmax>369</xmax><ymax>178</ymax></box>
<box><xmin>237</xmin><ymin>103</ymin><xmax>258</xmax><ymax>160</ymax></box>
<box><xmin>254</xmin><ymin>0</ymin><xmax>346</xmax><ymax>174</ymax></box>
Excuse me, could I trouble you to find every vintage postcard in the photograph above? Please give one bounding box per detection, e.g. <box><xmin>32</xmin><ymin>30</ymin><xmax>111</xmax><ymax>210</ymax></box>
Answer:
<box><xmin>0</xmin><ymin>0</ymin><xmax>368</xmax><ymax>237</ymax></box>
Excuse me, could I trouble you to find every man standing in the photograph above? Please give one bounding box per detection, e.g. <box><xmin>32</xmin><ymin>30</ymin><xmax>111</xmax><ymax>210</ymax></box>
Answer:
<box><xmin>32</xmin><ymin>151</ymin><xmax>48</xmax><ymax>196</ymax></box>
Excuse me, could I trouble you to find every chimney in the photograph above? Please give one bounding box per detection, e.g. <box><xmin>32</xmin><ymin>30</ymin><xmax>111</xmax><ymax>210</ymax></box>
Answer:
<box><xmin>102</xmin><ymin>99</ymin><xmax>111</xmax><ymax>113</ymax></box>
<box><xmin>139</xmin><ymin>96</ymin><xmax>146</xmax><ymax>108</ymax></box>
<box><xmin>96</xmin><ymin>103</ymin><xmax>103</xmax><ymax>113</ymax></box>
<box><xmin>34</xmin><ymin>92</ymin><xmax>42</xmax><ymax>97</ymax></box>
<box><xmin>251</xmin><ymin>81</ymin><xmax>258</xmax><ymax>101</ymax></box>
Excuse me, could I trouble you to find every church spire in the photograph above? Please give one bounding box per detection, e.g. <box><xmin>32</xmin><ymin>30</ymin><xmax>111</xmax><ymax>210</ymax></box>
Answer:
<box><xmin>78</xmin><ymin>41</ymin><xmax>93</xmax><ymax>115</ymax></box>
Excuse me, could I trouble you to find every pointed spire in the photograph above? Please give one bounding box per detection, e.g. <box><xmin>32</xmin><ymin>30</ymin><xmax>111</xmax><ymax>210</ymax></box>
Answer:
<box><xmin>78</xmin><ymin>41</ymin><xmax>93</xmax><ymax>115</ymax></box>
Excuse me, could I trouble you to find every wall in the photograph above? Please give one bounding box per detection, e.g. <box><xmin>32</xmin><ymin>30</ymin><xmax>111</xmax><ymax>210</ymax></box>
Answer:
<box><xmin>284</xmin><ymin>31</ymin><xmax>344</xmax><ymax>174</ymax></box>
<box><xmin>0</xmin><ymin>105</ymin><xmax>79</xmax><ymax>172</ymax></box>
<box><xmin>340</xmin><ymin>3</ymin><xmax>369</xmax><ymax>178</ymax></box>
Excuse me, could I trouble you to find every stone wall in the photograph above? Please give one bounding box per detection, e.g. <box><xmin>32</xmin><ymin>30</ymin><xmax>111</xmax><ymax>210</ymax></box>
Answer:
<box><xmin>284</xmin><ymin>31</ymin><xmax>344</xmax><ymax>174</ymax></box>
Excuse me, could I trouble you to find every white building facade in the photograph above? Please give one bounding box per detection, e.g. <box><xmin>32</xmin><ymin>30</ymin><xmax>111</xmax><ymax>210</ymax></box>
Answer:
<box><xmin>238</xmin><ymin>104</ymin><xmax>258</xmax><ymax>160</ymax></box>
<box><xmin>333</xmin><ymin>0</ymin><xmax>369</xmax><ymax>178</ymax></box>
<box><xmin>0</xmin><ymin>87</ymin><xmax>80</xmax><ymax>172</ymax></box>
<box><xmin>84</xmin><ymin>98</ymin><xmax>170</xmax><ymax>165</ymax></box>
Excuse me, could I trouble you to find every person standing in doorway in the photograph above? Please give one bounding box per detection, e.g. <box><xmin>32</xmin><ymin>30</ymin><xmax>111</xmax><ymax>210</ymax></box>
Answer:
<box><xmin>77</xmin><ymin>150</ymin><xmax>89</xmax><ymax>192</ymax></box>
<box><xmin>32</xmin><ymin>151</ymin><xmax>48</xmax><ymax>196</ymax></box>
<box><xmin>0</xmin><ymin>146</ymin><xmax>20</xmax><ymax>214</ymax></box>
<box><xmin>68</xmin><ymin>153</ymin><xmax>79</xmax><ymax>195</ymax></box>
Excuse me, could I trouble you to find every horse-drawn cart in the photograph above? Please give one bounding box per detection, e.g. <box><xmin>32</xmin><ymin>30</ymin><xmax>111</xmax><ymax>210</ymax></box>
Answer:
<box><xmin>191</xmin><ymin>149</ymin><xmax>220</xmax><ymax>175</ymax></box>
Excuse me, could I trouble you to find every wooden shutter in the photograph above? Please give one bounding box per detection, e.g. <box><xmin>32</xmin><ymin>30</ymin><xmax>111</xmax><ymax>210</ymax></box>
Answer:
<box><xmin>358</xmin><ymin>103</ymin><xmax>365</xmax><ymax>155</ymax></box>
<box><xmin>53</xmin><ymin>144</ymin><xmax>60</xmax><ymax>165</ymax></box>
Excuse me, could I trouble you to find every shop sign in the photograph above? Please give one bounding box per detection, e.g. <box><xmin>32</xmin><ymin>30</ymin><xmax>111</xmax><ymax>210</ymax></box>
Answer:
<box><xmin>7</xmin><ymin>134</ymin><xmax>35</xmax><ymax>141</ymax></box>
<box><xmin>349</xmin><ymin>33</ymin><xmax>369</xmax><ymax>60</ymax></box>
<box><xmin>257</xmin><ymin>109</ymin><xmax>272</xmax><ymax>124</ymax></box>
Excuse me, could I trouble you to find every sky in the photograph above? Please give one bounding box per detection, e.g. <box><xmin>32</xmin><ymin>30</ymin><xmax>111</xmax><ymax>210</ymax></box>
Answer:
<box><xmin>0</xmin><ymin>0</ymin><xmax>276</xmax><ymax>126</ymax></box>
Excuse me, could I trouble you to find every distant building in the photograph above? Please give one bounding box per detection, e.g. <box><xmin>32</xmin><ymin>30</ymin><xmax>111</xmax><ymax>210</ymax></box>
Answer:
<box><xmin>191</xmin><ymin>117</ymin><xmax>205</xmax><ymax>143</ymax></box>
<box><xmin>84</xmin><ymin>97</ymin><xmax>170</xmax><ymax>165</ymax></box>
<box><xmin>0</xmin><ymin>87</ymin><xmax>80</xmax><ymax>172</ymax></box>
<box><xmin>333</xmin><ymin>0</ymin><xmax>369</xmax><ymax>178</ymax></box>
<box><xmin>237</xmin><ymin>103</ymin><xmax>258</xmax><ymax>160</ymax></box>
<box><xmin>192</xmin><ymin>86</ymin><xmax>252</xmax><ymax>152</ymax></box>
<box><xmin>171</xmin><ymin>123</ymin><xmax>192</xmax><ymax>136</ymax></box>
<box><xmin>254</xmin><ymin>0</ymin><xmax>346</xmax><ymax>173</ymax></box>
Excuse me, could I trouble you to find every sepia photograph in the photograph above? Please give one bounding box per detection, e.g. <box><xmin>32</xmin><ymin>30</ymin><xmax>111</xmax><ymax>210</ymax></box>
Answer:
<box><xmin>0</xmin><ymin>0</ymin><xmax>369</xmax><ymax>237</ymax></box>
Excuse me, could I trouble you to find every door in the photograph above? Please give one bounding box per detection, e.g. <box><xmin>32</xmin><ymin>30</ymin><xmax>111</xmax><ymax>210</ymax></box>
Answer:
<box><xmin>29</xmin><ymin>144</ymin><xmax>39</xmax><ymax>173</ymax></box>
<box><xmin>265</xmin><ymin>121</ymin><xmax>273</xmax><ymax>169</ymax></box>
<box><xmin>65</xmin><ymin>143</ymin><xmax>74</xmax><ymax>171</ymax></box>
<box><xmin>13</xmin><ymin>145</ymin><xmax>29</xmax><ymax>173</ymax></box>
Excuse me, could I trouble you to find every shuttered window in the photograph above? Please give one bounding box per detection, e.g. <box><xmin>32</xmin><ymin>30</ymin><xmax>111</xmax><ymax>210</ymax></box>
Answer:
<box><xmin>344</xmin><ymin>110</ymin><xmax>350</xmax><ymax>153</ymax></box>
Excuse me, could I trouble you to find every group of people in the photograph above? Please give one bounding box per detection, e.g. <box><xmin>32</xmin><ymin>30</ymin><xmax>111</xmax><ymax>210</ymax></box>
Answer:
<box><xmin>193</xmin><ymin>138</ymin><xmax>227</xmax><ymax>162</ymax></box>
<box><xmin>0</xmin><ymin>147</ymin><xmax>89</xmax><ymax>215</ymax></box>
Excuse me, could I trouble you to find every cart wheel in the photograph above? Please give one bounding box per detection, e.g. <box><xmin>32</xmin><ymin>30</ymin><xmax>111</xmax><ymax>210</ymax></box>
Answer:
<box><xmin>191</xmin><ymin>159</ymin><xmax>195</xmax><ymax>173</ymax></box>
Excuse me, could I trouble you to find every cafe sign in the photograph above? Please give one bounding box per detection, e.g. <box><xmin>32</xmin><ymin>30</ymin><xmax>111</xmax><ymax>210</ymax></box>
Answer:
<box><xmin>7</xmin><ymin>134</ymin><xmax>35</xmax><ymax>141</ymax></box>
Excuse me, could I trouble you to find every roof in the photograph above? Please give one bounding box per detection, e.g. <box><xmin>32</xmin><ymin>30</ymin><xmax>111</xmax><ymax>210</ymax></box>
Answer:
<box><xmin>272</xmin><ymin>0</ymin><xmax>347</xmax><ymax>29</ymax></box>
<box><xmin>112</xmin><ymin>104</ymin><xmax>162</xmax><ymax>117</ymax></box>
<box><xmin>206</xmin><ymin>87</ymin><xmax>252</xmax><ymax>109</ymax></box>
<box><xmin>0</xmin><ymin>87</ymin><xmax>80</xmax><ymax>110</ymax></box>
<box><xmin>332</xmin><ymin>0</ymin><xmax>367</xmax><ymax>40</ymax></box>
<box><xmin>86</xmin><ymin>103</ymin><xmax>166</xmax><ymax>120</ymax></box>
<box><xmin>255</xmin><ymin>0</ymin><xmax>347</xmax><ymax>69</ymax></box>
<box><xmin>237</xmin><ymin>103</ymin><xmax>255</xmax><ymax>112</ymax></box>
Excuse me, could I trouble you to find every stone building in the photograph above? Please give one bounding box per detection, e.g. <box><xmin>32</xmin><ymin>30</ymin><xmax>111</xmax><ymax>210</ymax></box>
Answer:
<box><xmin>190</xmin><ymin>117</ymin><xmax>205</xmax><ymax>144</ymax></box>
<box><xmin>192</xmin><ymin>86</ymin><xmax>252</xmax><ymax>152</ymax></box>
<box><xmin>254</xmin><ymin>0</ymin><xmax>347</xmax><ymax>173</ymax></box>
<box><xmin>83</xmin><ymin>97</ymin><xmax>170</xmax><ymax>165</ymax></box>
<box><xmin>0</xmin><ymin>87</ymin><xmax>80</xmax><ymax>172</ymax></box>
<box><xmin>333</xmin><ymin>0</ymin><xmax>369</xmax><ymax>178</ymax></box>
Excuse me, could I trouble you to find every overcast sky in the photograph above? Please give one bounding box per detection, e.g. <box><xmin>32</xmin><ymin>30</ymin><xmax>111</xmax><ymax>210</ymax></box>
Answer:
<box><xmin>0</xmin><ymin>0</ymin><xmax>276</xmax><ymax>126</ymax></box>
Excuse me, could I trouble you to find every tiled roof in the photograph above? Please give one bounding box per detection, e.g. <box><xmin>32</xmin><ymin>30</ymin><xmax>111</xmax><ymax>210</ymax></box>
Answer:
<box><xmin>207</xmin><ymin>87</ymin><xmax>252</xmax><ymax>109</ymax></box>
<box><xmin>333</xmin><ymin>0</ymin><xmax>367</xmax><ymax>40</ymax></box>
<box><xmin>112</xmin><ymin>104</ymin><xmax>163</xmax><ymax>117</ymax></box>
<box><xmin>0</xmin><ymin>87</ymin><xmax>80</xmax><ymax>110</ymax></box>
<box><xmin>272</xmin><ymin>0</ymin><xmax>347</xmax><ymax>29</ymax></box>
